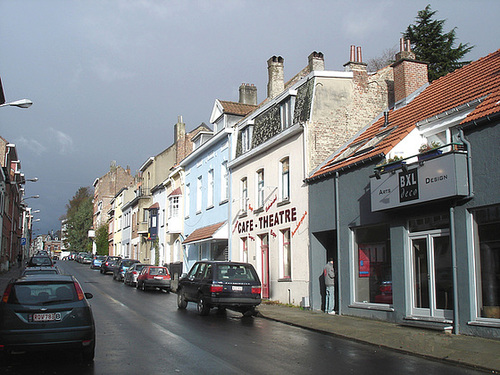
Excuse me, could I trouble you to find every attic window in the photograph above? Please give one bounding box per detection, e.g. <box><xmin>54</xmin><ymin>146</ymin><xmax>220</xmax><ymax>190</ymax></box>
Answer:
<box><xmin>333</xmin><ymin>127</ymin><xmax>396</xmax><ymax>163</ymax></box>
<box><xmin>355</xmin><ymin>127</ymin><xmax>396</xmax><ymax>153</ymax></box>
<box><xmin>334</xmin><ymin>140</ymin><xmax>367</xmax><ymax>162</ymax></box>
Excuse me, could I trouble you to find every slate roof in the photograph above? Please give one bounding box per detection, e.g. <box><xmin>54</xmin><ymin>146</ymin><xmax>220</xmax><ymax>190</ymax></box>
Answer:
<box><xmin>219</xmin><ymin>101</ymin><xmax>257</xmax><ymax>116</ymax></box>
<box><xmin>182</xmin><ymin>221</ymin><xmax>226</xmax><ymax>244</ymax></box>
<box><xmin>307</xmin><ymin>49</ymin><xmax>500</xmax><ymax>182</ymax></box>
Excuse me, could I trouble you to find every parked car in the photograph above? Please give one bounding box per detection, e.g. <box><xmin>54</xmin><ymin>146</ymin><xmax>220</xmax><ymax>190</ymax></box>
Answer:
<box><xmin>0</xmin><ymin>274</ymin><xmax>95</xmax><ymax>362</ymax></box>
<box><xmin>124</xmin><ymin>263</ymin><xmax>151</xmax><ymax>287</ymax></box>
<box><xmin>90</xmin><ymin>255</ymin><xmax>107</xmax><ymax>269</ymax></box>
<box><xmin>177</xmin><ymin>261</ymin><xmax>261</xmax><ymax>316</ymax></box>
<box><xmin>21</xmin><ymin>266</ymin><xmax>61</xmax><ymax>276</ymax></box>
<box><xmin>113</xmin><ymin>259</ymin><xmax>140</xmax><ymax>281</ymax></box>
<box><xmin>81</xmin><ymin>254</ymin><xmax>93</xmax><ymax>264</ymax></box>
<box><xmin>136</xmin><ymin>266</ymin><xmax>171</xmax><ymax>292</ymax></box>
<box><xmin>26</xmin><ymin>256</ymin><xmax>56</xmax><ymax>268</ymax></box>
<box><xmin>100</xmin><ymin>256</ymin><xmax>122</xmax><ymax>275</ymax></box>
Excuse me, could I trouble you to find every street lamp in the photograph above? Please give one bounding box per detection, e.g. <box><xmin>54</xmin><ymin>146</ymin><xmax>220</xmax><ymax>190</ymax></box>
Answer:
<box><xmin>23</xmin><ymin>195</ymin><xmax>40</xmax><ymax>200</ymax></box>
<box><xmin>0</xmin><ymin>98</ymin><xmax>33</xmax><ymax>109</ymax></box>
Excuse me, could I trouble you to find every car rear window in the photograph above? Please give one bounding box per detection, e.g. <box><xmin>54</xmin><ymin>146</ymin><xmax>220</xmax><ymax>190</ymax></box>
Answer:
<box><xmin>149</xmin><ymin>267</ymin><xmax>168</xmax><ymax>276</ymax></box>
<box><xmin>29</xmin><ymin>257</ymin><xmax>52</xmax><ymax>266</ymax></box>
<box><xmin>216</xmin><ymin>265</ymin><xmax>257</xmax><ymax>281</ymax></box>
<box><xmin>122</xmin><ymin>260</ymin><xmax>137</xmax><ymax>267</ymax></box>
<box><xmin>23</xmin><ymin>270</ymin><xmax>59</xmax><ymax>276</ymax></box>
<box><xmin>8</xmin><ymin>282</ymin><xmax>77</xmax><ymax>305</ymax></box>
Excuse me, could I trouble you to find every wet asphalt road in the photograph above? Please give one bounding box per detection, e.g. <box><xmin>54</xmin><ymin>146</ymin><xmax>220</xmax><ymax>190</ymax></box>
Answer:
<box><xmin>1</xmin><ymin>260</ymin><xmax>487</xmax><ymax>374</ymax></box>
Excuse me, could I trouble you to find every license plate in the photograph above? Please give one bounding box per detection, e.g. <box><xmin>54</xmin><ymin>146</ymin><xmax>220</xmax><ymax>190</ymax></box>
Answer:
<box><xmin>154</xmin><ymin>276</ymin><xmax>164</xmax><ymax>280</ymax></box>
<box><xmin>232</xmin><ymin>286</ymin><xmax>243</xmax><ymax>291</ymax></box>
<box><xmin>32</xmin><ymin>312</ymin><xmax>62</xmax><ymax>322</ymax></box>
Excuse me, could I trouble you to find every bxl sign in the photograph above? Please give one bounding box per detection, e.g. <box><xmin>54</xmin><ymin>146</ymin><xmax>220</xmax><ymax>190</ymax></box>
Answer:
<box><xmin>399</xmin><ymin>168</ymin><xmax>419</xmax><ymax>202</ymax></box>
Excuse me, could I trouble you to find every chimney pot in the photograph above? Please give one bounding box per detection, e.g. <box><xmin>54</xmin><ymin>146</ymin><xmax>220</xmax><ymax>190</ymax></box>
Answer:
<box><xmin>267</xmin><ymin>55</ymin><xmax>284</xmax><ymax>99</ymax></box>
<box><xmin>239</xmin><ymin>83</ymin><xmax>258</xmax><ymax>105</ymax></box>
<box><xmin>392</xmin><ymin>39</ymin><xmax>428</xmax><ymax>102</ymax></box>
<box><xmin>308</xmin><ymin>51</ymin><xmax>325</xmax><ymax>72</ymax></box>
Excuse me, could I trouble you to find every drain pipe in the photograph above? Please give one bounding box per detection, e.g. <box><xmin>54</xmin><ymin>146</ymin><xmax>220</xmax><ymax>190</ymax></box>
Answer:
<box><xmin>450</xmin><ymin>206</ymin><xmax>459</xmax><ymax>334</ymax></box>
<box><xmin>334</xmin><ymin>171</ymin><xmax>341</xmax><ymax>315</ymax></box>
<box><xmin>458</xmin><ymin>129</ymin><xmax>474</xmax><ymax>198</ymax></box>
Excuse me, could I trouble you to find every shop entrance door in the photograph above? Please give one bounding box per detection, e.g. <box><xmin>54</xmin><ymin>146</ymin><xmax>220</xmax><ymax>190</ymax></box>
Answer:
<box><xmin>410</xmin><ymin>230</ymin><xmax>453</xmax><ymax>320</ymax></box>
<box><xmin>260</xmin><ymin>234</ymin><xmax>270</xmax><ymax>299</ymax></box>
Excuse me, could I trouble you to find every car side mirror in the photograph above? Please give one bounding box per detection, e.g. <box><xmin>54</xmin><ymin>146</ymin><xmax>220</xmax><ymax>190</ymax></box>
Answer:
<box><xmin>85</xmin><ymin>292</ymin><xmax>93</xmax><ymax>299</ymax></box>
<box><xmin>180</xmin><ymin>273</ymin><xmax>188</xmax><ymax>279</ymax></box>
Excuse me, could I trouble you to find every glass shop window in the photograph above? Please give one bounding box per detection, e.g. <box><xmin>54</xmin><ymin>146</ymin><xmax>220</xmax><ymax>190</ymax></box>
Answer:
<box><xmin>354</xmin><ymin>224</ymin><xmax>392</xmax><ymax>305</ymax></box>
<box><xmin>473</xmin><ymin>204</ymin><xmax>500</xmax><ymax>319</ymax></box>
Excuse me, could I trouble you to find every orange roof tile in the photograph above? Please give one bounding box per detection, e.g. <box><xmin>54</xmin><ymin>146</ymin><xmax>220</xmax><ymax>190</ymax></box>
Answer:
<box><xmin>182</xmin><ymin>221</ymin><xmax>226</xmax><ymax>244</ymax></box>
<box><xmin>308</xmin><ymin>49</ymin><xmax>500</xmax><ymax>181</ymax></box>
<box><xmin>219</xmin><ymin>101</ymin><xmax>258</xmax><ymax>116</ymax></box>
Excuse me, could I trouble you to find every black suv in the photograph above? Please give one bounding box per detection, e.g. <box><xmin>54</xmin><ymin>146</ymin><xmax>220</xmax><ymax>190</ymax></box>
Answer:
<box><xmin>177</xmin><ymin>261</ymin><xmax>261</xmax><ymax>316</ymax></box>
<box><xmin>100</xmin><ymin>256</ymin><xmax>122</xmax><ymax>275</ymax></box>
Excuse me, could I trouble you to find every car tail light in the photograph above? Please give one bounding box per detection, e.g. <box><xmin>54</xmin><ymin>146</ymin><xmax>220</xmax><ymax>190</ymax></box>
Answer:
<box><xmin>2</xmin><ymin>284</ymin><xmax>12</xmax><ymax>303</ymax></box>
<box><xmin>252</xmin><ymin>286</ymin><xmax>261</xmax><ymax>295</ymax></box>
<box><xmin>74</xmin><ymin>281</ymin><xmax>85</xmax><ymax>301</ymax></box>
<box><xmin>210</xmin><ymin>285</ymin><xmax>223</xmax><ymax>293</ymax></box>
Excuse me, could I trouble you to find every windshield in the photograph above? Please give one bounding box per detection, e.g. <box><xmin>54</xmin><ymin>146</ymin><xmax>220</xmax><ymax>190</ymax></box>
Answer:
<box><xmin>9</xmin><ymin>282</ymin><xmax>77</xmax><ymax>305</ymax></box>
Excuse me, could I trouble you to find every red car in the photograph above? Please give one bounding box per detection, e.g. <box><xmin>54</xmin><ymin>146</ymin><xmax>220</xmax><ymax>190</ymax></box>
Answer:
<box><xmin>136</xmin><ymin>266</ymin><xmax>171</xmax><ymax>292</ymax></box>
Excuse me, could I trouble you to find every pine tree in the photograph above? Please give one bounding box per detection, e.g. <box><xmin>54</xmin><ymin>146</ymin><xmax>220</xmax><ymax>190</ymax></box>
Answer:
<box><xmin>404</xmin><ymin>4</ymin><xmax>474</xmax><ymax>81</ymax></box>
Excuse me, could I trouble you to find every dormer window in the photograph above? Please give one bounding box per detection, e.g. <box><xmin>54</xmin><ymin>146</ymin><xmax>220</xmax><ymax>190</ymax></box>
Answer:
<box><xmin>280</xmin><ymin>96</ymin><xmax>296</xmax><ymax>129</ymax></box>
<box><xmin>241</xmin><ymin>125</ymin><xmax>253</xmax><ymax>153</ymax></box>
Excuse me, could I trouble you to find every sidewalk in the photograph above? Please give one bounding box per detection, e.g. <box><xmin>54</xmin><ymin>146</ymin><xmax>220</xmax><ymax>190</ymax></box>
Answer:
<box><xmin>256</xmin><ymin>303</ymin><xmax>500</xmax><ymax>373</ymax></box>
<box><xmin>2</xmin><ymin>266</ymin><xmax>498</xmax><ymax>373</ymax></box>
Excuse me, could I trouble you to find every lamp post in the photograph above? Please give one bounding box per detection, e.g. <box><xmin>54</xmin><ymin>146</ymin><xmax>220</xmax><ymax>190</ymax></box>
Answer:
<box><xmin>0</xmin><ymin>98</ymin><xmax>33</xmax><ymax>109</ymax></box>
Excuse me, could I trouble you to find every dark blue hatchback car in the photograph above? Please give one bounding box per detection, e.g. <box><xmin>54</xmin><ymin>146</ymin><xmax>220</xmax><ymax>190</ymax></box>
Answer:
<box><xmin>0</xmin><ymin>274</ymin><xmax>95</xmax><ymax>362</ymax></box>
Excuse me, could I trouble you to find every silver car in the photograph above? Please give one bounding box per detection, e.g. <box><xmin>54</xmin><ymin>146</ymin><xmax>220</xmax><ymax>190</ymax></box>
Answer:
<box><xmin>123</xmin><ymin>263</ymin><xmax>151</xmax><ymax>287</ymax></box>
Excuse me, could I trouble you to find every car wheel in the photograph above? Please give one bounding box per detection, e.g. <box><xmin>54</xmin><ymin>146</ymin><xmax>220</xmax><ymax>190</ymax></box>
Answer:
<box><xmin>100</xmin><ymin>269</ymin><xmax>103</xmax><ymax>274</ymax></box>
<box><xmin>242</xmin><ymin>307</ymin><xmax>256</xmax><ymax>317</ymax></box>
<box><xmin>177</xmin><ymin>290</ymin><xmax>187</xmax><ymax>309</ymax></box>
<box><xmin>0</xmin><ymin>349</ymin><xmax>11</xmax><ymax>364</ymax></box>
<box><xmin>82</xmin><ymin>345</ymin><xmax>95</xmax><ymax>362</ymax></box>
<box><xmin>141</xmin><ymin>282</ymin><xmax>147</xmax><ymax>291</ymax></box>
<box><xmin>197</xmin><ymin>295</ymin><xmax>210</xmax><ymax>316</ymax></box>
<box><xmin>136</xmin><ymin>281</ymin><xmax>141</xmax><ymax>290</ymax></box>
<box><xmin>112</xmin><ymin>274</ymin><xmax>116</xmax><ymax>280</ymax></box>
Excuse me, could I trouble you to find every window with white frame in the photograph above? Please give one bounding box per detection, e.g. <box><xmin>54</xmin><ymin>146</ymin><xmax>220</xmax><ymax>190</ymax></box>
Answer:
<box><xmin>241</xmin><ymin>126</ymin><xmax>253</xmax><ymax>153</ymax></box>
<box><xmin>169</xmin><ymin>196</ymin><xmax>179</xmax><ymax>218</ymax></box>
<box><xmin>207</xmin><ymin>169</ymin><xmax>214</xmax><ymax>207</ymax></box>
<box><xmin>280</xmin><ymin>157</ymin><xmax>290</xmax><ymax>201</ymax></box>
<box><xmin>241</xmin><ymin>177</ymin><xmax>248</xmax><ymax>213</ymax></box>
<box><xmin>185</xmin><ymin>184</ymin><xmax>190</xmax><ymax>217</ymax></box>
<box><xmin>280</xmin><ymin>229</ymin><xmax>291</xmax><ymax>279</ymax></box>
<box><xmin>257</xmin><ymin>169</ymin><xmax>265</xmax><ymax>208</ymax></box>
<box><xmin>221</xmin><ymin>161</ymin><xmax>229</xmax><ymax>202</ymax></box>
<box><xmin>196</xmin><ymin>176</ymin><xmax>202</xmax><ymax>213</ymax></box>
<box><xmin>280</xmin><ymin>97</ymin><xmax>295</xmax><ymax>129</ymax></box>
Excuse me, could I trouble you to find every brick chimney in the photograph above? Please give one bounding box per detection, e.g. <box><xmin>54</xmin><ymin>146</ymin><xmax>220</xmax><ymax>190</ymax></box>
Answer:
<box><xmin>308</xmin><ymin>51</ymin><xmax>325</xmax><ymax>72</ymax></box>
<box><xmin>174</xmin><ymin>115</ymin><xmax>187</xmax><ymax>163</ymax></box>
<box><xmin>343</xmin><ymin>45</ymin><xmax>367</xmax><ymax>87</ymax></box>
<box><xmin>267</xmin><ymin>56</ymin><xmax>284</xmax><ymax>99</ymax></box>
<box><xmin>391</xmin><ymin>38</ymin><xmax>428</xmax><ymax>103</ymax></box>
<box><xmin>239</xmin><ymin>83</ymin><xmax>257</xmax><ymax>105</ymax></box>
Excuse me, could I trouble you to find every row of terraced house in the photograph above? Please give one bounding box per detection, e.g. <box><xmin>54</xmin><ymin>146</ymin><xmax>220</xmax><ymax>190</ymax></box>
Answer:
<box><xmin>91</xmin><ymin>41</ymin><xmax>500</xmax><ymax>339</ymax></box>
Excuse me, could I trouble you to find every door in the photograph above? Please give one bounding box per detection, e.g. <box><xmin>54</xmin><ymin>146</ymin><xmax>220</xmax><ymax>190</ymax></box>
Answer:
<box><xmin>260</xmin><ymin>234</ymin><xmax>270</xmax><ymax>299</ymax></box>
<box><xmin>410</xmin><ymin>230</ymin><xmax>453</xmax><ymax>320</ymax></box>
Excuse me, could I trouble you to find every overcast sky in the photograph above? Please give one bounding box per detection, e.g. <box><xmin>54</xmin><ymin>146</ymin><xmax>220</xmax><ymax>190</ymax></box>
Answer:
<box><xmin>1</xmin><ymin>0</ymin><xmax>499</xmax><ymax>235</ymax></box>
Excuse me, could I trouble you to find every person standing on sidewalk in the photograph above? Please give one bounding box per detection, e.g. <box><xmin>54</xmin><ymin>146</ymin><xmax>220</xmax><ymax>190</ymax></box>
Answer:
<box><xmin>17</xmin><ymin>252</ymin><xmax>23</xmax><ymax>268</ymax></box>
<box><xmin>324</xmin><ymin>258</ymin><xmax>335</xmax><ymax>315</ymax></box>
